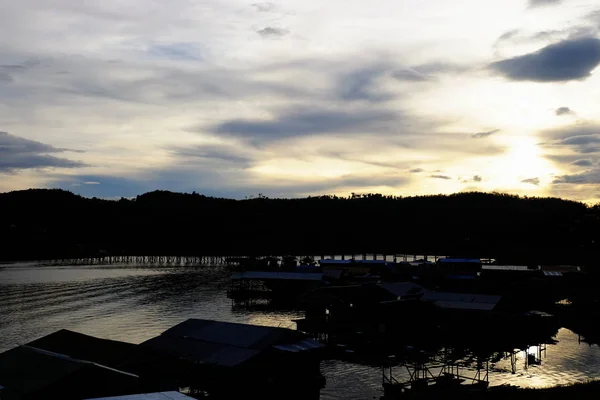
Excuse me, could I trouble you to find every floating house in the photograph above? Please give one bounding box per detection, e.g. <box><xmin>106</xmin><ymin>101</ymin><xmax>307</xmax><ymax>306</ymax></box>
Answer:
<box><xmin>141</xmin><ymin>319</ymin><xmax>325</xmax><ymax>400</ymax></box>
<box><xmin>297</xmin><ymin>281</ymin><xmax>559</xmax><ymax>357</ymax></box>
<box><xmin>0</xmin><ymin>345</ymin><xmax>141</xmax><ymax>400</ymax></box>
<box><xmin>228</xmin><ymin>271</ymin><xmax>324</xmax><ymax>301</ymax></box>
<box><xmin>24</xmin><ymin>329</ymin><xmax>176</xmax><ymax>391</ymax></box>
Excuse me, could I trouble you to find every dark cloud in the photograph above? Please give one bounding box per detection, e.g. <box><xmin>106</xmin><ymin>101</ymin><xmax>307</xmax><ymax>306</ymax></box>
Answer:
<box><xmin>555</xmin><ymin>107</ymin><xmax>574</xmax><ymax>116</ymax></box>
<box><xmin>168</xmin><ymin>144</ymin><xmax>254</xmax><ymax>166</ymax></box>
<box><xmin>553</xmin><ymin>170</ymin><xmax>600</xmax><ymax>184</ymax></box>
<box><xmin>430</xmin><ymin>174</ymin><xmax>452</xmax><ymax>180</ymax></box>
<box><xmin>0</xmin><ymin>131</ymin><xmax>86</xmax><ymax>172</ymax></box>
<box><xmin>528</xmin><ymin>0</ymin><xmax>562</xmax><ymax>8</ymax></box>
<box><xmin>572</xmin><ymin>159</ymin><xmax>594</xmax><ymax>167</ymax></box>
<box><xmin>473</xmin><ymin>175</ymin><xmax>482</xmax><ymax>182</ymax></box>
<box><xmin>541</xmin><ymin>123</ymin><xmax>600</xmax><ymax>141</ymax></box>
<box><xmin>409</xmin><ymin>168</ymin><xmax>424</xmax><ymax>173</ymax></box>
<box><xmin>490</xmin><ymin>37</ymin><xmax>600</xmax><ymax>82</ymax></box>
<box><xmin>338</xmin><ymin>65</ymin><xmax>393</xmax><ymax>102</ymax></box>
<box><xmin>210</xmin><ymin>108</ymin><xmax>397</xmax><ymax>143</ymax></box>
<box><xmin>472</xmin><ymin>129</ymin><xmax>500</xmax><ymax>138</ymax></box>
<box><xmin>521</xmin><ymin>177</ymin><xmax>540</xmax><ymax>185</ymax></box>
<box><xmin>542</xmin><ymin>127</ymin><xmax>600</xmax><ymax>155</ymax></box>
<box><xmin>257</xmin><ymin>27</ymin><xmax>289</xmax><ymax>38</ymax></box>
<box><xmin>560</xmin><ymin>135</ymin><xmax>600</xmax><ymax>146</ymax></box>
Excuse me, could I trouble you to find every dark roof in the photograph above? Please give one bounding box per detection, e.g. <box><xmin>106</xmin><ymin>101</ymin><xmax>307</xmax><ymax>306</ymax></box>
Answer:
<box><xmin>141</xmin><ymin>319</ymin><xmax>321</xmax><ymax>367</ymax></box>
<box><xmin>27</xmin><ymin>329</ymin><xmax>138</xmax><ymax>369</ymax></box>
<box><xmin>0</xmin><ymin>346</ymin><xmax>139</xmax><ymax>399</ymax></box>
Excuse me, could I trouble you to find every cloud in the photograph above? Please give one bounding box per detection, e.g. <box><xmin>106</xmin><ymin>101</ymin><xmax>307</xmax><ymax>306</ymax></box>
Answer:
<box><xmin>338</xmin><ymin>65</ymin><xmax>394</xmax><ymax>102</ymax></box>
<box><xmin>0</xmin><ymin>72</ymin><xmax>13</xmax><ymax>83</ymax></box>
<box><xmin>555</xmin><ymin>107</ymin><xmax>574</xmax><ymax>116</ymax></box>
<box><xmin>0</xmin><ymin>131</ymin><xmax>85</xmax><ymax>172</ymax></box>
<box><xmin>430</xmin><ymin>174</ymin><xmax>452</xmax><ymax>180</ymax></box>
<box><xmin>497</xmin><ymin>29</ymin><xmax>521</xmax><ymax>43</ymax></box>
<box><xmin>393</xmin><ymin>69</ymin><xmax>431</xmax><ymax>82</ymax></box>
<box><xmin>84</xmin><ymin>181</ymin><xmax>100</xmax><ymax>185</ymax></box>
<box><xmin>472</xmin><ymin>129</ymin><xmax>500</xmax><ymax>138</ymax></box>
<box><xmin>251</xmin><ymin>2</ymin><xmax>276</xmax><ymax>12</ymax></box>
<box><xmin>168</xmin><ymin>143</ymin><xmax>255</xmax><ymax>166</ymax></box>
<box><xmin>553</xmin><ymin>170</ymin><xmax>600</xmax><ymax>184</ymax></box>
<box><xmin>490</xmin><ymin>37</ymin><xmax>600</xmax><ymax>82</ymax></box>
<box><xmin>257</xmin><ymin>27</ymin><xmax>289</xmax><ymax>38</ymax></box>
<box><xmin>473</xmin><ymin>175</ymin><xmax>482</xmax><ymax>182</ymax></box>
<box><xmin>147</xmin><ymin>43</ymin><xmax>201</xmax><ymax>61</ymax></box>
<box><xmin>542</xmin><ymin>127</ymin><xmax>600</xmax><ymax>155</ymax></box>
<box><xmin>52</xmin><ymin>170</ymin><xmax>410</xmax><ymax>199</ymax></box>
<box><xmin>528</xmin><ymin>0</ymin><xmax>562</xmax><ymax>8</ymax></box>
<box><xmin>560</xmin><ymin>135</ymin><xmax>600</xmax><ymax>146</ymax></box>
<box><xmin>210</xmin><ymin>108</ymin><xmax>398</xmax><ymax>144</ymax></box>
<box><xmin>521</xmin><ymin>177</ymin><xmax>540</xmax><ymax>185</ymax></box>
<box><xmin>409</xmin><ymin>168</ymin><xmax>424</xmax><ymax>173</ymax></box>
<box><xmin>572</xmin><ymin>159</ymin><xmax>593</xmax><ymax>167</ymax></box>
<box><xmin>394</xmin><ymin>62</ymin><xmax>469</xmax><ymax>81</ymax></box>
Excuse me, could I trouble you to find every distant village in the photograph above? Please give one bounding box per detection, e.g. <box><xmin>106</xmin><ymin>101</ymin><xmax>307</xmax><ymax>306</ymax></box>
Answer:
<box><xmin>2</xmin><ymin>255</ymin><xmax>597</xmax><ymax>399</ymax></box>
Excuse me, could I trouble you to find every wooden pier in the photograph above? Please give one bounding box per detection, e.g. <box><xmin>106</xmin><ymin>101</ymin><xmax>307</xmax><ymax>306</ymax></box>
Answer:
<box><xmin>37</xmin><ymin>253</ymin><xmax>448</xmax><ymax>266</ymax></box>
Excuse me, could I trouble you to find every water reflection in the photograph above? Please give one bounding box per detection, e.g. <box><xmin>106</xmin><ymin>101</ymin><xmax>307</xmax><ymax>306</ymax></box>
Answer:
<box><xmin>1</xmin><ymin>264</ymin><xmax>600</xmax><ymax>399</ymax></box>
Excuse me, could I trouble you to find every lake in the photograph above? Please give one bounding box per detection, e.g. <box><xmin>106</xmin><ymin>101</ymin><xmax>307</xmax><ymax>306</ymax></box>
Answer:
<box><xmin>1</xmin><ymin>263</ymin><xmax>600</xmax><ymax>399</ymax></box>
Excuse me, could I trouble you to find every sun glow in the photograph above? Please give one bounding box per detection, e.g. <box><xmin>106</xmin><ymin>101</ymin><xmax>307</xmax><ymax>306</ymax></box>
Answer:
<box><xmin>490</xmin><ymin>135</ymin><xmax>555</xmax><ymax>187</ymax></box>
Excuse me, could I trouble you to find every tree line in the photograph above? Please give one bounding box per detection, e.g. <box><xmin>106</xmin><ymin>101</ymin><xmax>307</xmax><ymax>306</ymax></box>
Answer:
<box><xmin>1</xmin><ymin>189</ymin><xmax>598</xmax><ymax>265</ymax></box>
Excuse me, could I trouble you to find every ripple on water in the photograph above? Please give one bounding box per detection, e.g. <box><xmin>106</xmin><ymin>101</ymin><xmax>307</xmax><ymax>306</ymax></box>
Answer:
<box><xmin>2</xmin><ymin>264</ymin><xmax>600</xmax><ymax>399</ymax></box>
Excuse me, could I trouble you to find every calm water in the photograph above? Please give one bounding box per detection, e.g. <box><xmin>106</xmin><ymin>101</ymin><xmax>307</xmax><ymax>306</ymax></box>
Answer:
<box><xmin>1</xmin><ymin>263</ymin><xmax>600</xmax><ymax>399</ymax></box>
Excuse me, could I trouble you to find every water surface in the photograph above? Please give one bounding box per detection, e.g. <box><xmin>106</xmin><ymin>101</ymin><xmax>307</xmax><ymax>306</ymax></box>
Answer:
<box><xmin>1</xmin><ymin>263</ymin><xmax>600</xmax><ymax>399</ymax></box>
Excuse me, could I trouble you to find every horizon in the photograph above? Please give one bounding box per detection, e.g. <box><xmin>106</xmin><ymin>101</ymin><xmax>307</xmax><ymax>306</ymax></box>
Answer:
<box><xmin>2</xmin><ymin>1</ymin><xmax>600</xmax><ymax>201</ymax></box>
<box><xmin>1</xmin><ymin>187</ymin><xmax>593</xmax><ymax>205</ymax></box>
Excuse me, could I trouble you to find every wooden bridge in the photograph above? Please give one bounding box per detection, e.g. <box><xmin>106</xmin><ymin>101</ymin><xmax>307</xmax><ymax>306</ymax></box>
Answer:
<box><xmin>41</xmin><ymin>253</ymin><xmax>446</xmax><ymax>266</ymax></box>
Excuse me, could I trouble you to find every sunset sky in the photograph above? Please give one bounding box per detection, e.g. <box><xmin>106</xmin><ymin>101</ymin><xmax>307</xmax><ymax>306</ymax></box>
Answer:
<box><xmin>2</xmin><ymin>0</ymin><xmax>600</xmax><ymax>200</ymax></box>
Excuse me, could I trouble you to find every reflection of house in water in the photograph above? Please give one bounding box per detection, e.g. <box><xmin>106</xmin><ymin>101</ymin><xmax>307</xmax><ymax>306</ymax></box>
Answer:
<box><xmin>141</xmin><ymin>319</ymin><xmax>325</xmax><ymax>400</ymax></box>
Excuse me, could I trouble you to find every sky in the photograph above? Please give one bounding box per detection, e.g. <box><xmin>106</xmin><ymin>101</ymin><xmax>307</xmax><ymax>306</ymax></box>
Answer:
<box><xmin>1</xmin><ymin>0</ymin><xmax>600</xmax><ymax>201</ymax></box>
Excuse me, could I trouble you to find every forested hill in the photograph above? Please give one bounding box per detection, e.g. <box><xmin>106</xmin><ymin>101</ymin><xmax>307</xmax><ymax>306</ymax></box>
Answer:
<box><xmin>1</xmin><ymin>189</ymin><xmax>598</xmax><ymax>264</ymax></box>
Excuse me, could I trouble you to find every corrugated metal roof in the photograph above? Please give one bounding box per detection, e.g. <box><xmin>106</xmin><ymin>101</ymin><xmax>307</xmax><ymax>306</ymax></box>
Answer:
<box><xmin>0</xmin><ymin>346</ymin><xmax>140</xmax><ymax>398</ymax></box>
<box><xmin>142</xmin><ymin>319</ymin><xmax>319</xmax><ymax>367</ymax></box>
<box><xmin>26</xmin><ymin>329</ymin><xmax>138</xmax><ymax>369</ymax></box>
<box><xmin>230</xmin><ymin>272</ymin><xmax>323</xmax><ymax>281</ymax></box>
<box><xmin>87</xmin><ymin>391</ymin><xmax>194</xmax><ymax>400</ymax></box>
<box><xmin>160</xmin><ymin>319</ymin><xmax>292</xmax><ymax>350</ymax></box>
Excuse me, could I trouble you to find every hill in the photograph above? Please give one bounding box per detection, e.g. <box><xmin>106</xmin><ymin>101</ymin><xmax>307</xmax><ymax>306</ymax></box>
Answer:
<box><xmin>1</xmin><ymin>189</ymin><xmax>598</xmax><ymax>264</ymax></box>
